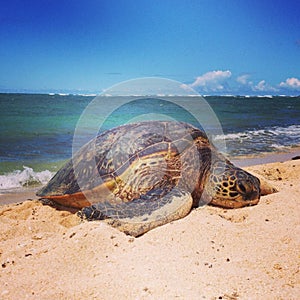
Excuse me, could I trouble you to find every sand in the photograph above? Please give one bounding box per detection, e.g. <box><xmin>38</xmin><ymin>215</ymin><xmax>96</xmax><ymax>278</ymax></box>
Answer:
<box><xmin>0</xmin><ymin>159</ymin><xmax>299</xmax><ymax>299</ymax></box>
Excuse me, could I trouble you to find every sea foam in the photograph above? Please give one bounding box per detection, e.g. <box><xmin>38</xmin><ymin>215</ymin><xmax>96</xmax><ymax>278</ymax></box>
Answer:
<box><xmin>0</xmin><ymin>167</ymin><xmax>53</xmax><ymax>191</ymax></box>
<box><xmin>214</xmin><ymin>124</ymin><xmax>300</xmax><ymax>142</ymax></box>
<box><xmin>213</xmin><ymin>124</ymin><xmax>300</xmax><ymax>155</ymax></box>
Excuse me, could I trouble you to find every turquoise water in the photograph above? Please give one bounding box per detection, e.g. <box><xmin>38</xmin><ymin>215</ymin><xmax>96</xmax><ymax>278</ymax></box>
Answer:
<box><xmin>0</xmin><ymin>93</ymin><xmax>299</xmax><ymax>190</ymax></box>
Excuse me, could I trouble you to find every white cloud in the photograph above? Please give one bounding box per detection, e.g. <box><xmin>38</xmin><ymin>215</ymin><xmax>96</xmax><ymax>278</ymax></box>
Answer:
<box><xmin>236</xmin><ymin>74</ymin><xmax>251</xmax><ymax>85</ymax></box>
<box><xmin>189</xmin><ymin>70</ymin><xmax>232</xmax><ymax>92</ymax></box>
<box><xmin>253</xmin><ymin>80</ymin><xmax>267</xmax><ymax>91</ymax></box>
<box><xmin>279</xmin><ymin>77</ymin><xmax>300</xmax><ymax>90</ymax></box>
<box><xmin>252</xmin><ymin>80</ymin><xmax>277</xmax><ymax>92</ymax></box>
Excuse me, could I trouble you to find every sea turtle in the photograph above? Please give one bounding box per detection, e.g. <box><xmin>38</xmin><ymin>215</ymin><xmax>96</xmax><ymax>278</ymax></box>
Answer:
<box><xmin>37</xmin><ymin>121</ymin><xmax>261</xmax><ymax>236</ymax></box>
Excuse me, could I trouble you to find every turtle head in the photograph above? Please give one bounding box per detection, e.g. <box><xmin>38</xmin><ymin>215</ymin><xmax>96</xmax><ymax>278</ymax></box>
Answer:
<box><xmin>203</xmin><ymin>160</ymin><xmax>260</xmax><ymax>208</ymax></box>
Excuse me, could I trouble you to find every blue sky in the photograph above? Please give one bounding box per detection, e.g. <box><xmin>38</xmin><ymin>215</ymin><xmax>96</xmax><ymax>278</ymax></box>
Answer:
<box><xmin>1</xmin><ymin>0</ymin><xmax>300</xmax><ymax>95</ymax></box>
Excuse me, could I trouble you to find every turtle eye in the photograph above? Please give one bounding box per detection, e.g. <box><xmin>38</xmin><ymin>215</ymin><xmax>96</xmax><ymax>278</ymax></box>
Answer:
<box><xmin>237</xmin><ymin>181</ymin><xmax>247</xmax><ymax>194</ymax></box>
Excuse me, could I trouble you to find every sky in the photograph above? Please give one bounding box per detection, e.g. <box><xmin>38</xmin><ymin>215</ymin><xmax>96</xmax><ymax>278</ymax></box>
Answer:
<box><xmin>0</xmin><ymin>0</ymin><xmax>300</xmax><ymax>95</ymax></box>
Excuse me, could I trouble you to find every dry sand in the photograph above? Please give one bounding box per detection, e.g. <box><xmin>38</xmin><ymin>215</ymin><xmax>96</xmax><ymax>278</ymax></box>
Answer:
<box><xmin>0</xmin><ymin>159</ymin><xmax>299</xmax><ymax>299</ymax></box>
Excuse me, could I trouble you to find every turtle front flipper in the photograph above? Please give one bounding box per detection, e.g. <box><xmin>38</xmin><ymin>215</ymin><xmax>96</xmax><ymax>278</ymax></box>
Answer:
<box><xmin>78</xmin><ymin>188</ymin><xmax>193</xmax><ymax>237</ymax></box>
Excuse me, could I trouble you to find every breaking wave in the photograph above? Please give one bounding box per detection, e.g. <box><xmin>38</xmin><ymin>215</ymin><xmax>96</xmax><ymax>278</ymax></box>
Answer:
<box><xmin>0</xmin><ymin>167</ymin><xmax>53</xmax><ymax>191</ymax></box>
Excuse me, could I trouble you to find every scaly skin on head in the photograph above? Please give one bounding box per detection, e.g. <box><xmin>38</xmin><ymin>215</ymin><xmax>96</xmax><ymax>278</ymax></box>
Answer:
<box><xmin>202</xmin><ymin>158</ymin><xmax>261</xmax><ymax>209</ymax></box>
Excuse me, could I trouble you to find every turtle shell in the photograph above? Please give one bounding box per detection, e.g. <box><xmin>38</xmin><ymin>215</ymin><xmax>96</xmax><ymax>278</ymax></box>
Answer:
<box><xmin>37</xmin><ymin>121</ymin><xmax>211</xmax><ymax>208</ymax></box>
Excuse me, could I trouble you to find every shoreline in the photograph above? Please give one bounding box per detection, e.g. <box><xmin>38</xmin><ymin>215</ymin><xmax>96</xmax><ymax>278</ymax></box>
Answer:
<box><xmin>230</xmin><ymin>146</ymin><xmax>300</xmax><ymax>167</ymax></box>
<box><xmin>1</xmin><ymin>147</ymin><xmax>299</xmax><ymax>206</ymax></box>
<box><xmin>0</xmin><ymin>187</ymin><xmax>38</xmax><ymax>206</ymax></box>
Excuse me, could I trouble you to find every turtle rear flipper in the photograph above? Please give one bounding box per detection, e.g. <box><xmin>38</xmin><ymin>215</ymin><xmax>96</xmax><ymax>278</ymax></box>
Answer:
<box><xmin>78</xmin><ymin>188</ymin><xmax>193</xmax><ymax>237</ymax></box>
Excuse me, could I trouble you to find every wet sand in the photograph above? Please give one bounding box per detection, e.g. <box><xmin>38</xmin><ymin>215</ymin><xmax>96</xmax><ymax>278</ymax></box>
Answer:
<box><xmin>0</xmin><ymin>159</ymin><xmax>299</xmax><ymax>299</ymax></box>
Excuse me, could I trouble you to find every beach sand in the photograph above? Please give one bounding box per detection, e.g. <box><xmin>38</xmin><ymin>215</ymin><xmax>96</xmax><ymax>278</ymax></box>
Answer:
<box><xmin>0</xmin><ymin>159</ymin><xmax>299</xmax><ymax>299</ymax></box>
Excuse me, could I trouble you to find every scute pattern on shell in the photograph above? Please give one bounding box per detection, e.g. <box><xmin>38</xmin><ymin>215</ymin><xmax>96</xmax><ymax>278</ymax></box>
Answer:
<box><xmin>37</xmin><ymin>121</ymin><xmax>211</xmax><ymax>204</ymax></box>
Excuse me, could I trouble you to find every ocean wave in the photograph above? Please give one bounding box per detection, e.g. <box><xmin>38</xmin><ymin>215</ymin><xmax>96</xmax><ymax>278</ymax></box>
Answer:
<box><xmin>213</xmin><ymin>124</ymin><xmax>300</xmax><ymax>155</ymax></box>
<box><xmin>214</xmin><ymin>124</ymin><xmax>300</xmax><ymax>142</ymax></box>
<box><xmin>0</xmin><ymin>167</ymin><xmax>53</xmax><ymax>191</ymax></box>
<box><xmin>269</xmin><ymin>143</ymin><xmax>290</xmax><ymax>150</ymax></box>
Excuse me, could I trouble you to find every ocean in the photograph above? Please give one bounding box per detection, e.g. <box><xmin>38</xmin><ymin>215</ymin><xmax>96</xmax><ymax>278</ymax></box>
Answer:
<box><xmin>0</xmin><ymin>93</ymin><xmax>299</xmax><ymax>192</ymax></box>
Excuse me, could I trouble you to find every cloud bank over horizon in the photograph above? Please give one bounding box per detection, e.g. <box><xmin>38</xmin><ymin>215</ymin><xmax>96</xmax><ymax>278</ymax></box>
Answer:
<box><xmin>187</xmin><ymin>70</ymin><xmax>300</xmax><ymax>96</ymax></box>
